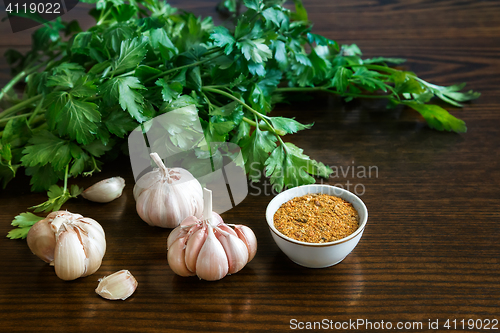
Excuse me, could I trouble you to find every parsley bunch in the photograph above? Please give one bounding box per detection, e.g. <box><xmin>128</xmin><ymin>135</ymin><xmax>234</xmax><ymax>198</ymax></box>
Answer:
<box><xmin>1</xmin><ymin>0</ymin><xmax>479</xmax><ymax>238</ymax></box>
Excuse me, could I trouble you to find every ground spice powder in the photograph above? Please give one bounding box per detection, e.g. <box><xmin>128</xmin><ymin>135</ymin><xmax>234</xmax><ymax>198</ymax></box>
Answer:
<box><xmin>273</xmin><ymin>193</ymin><xmax>359</xmax><ymax>243</ymax></box>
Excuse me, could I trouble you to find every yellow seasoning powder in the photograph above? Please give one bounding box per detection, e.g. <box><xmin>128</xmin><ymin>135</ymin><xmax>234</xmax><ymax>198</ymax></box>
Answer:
<box><xmin>273</xmin><ymin>193</ymin><xmax>359</xmax><ymax>243</ymax></box>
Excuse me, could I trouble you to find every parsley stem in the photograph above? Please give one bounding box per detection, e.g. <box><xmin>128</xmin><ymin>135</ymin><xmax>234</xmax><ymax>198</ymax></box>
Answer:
<box><xmin>145</xmin><ymin>59</ymin><xmax>163</xmax><ymax>66</ymax></box>
<box><xmin>97</xmin><ymin>7</ymin><xmax>113</xmax><ymax>25</ymax></box>
<box><xmin>203</xmin><ymin>86</ymin><xmax>261</xmax><ymax>116</ymax></box>
<box><xmin>28</xmin><ymin>96</ymin><xmax>44</xmax><ymax>125</ymax></box>
<box><xmin>145</xmin><ymin>54</ymin><xmax>223</xmax><ymax>83</ymax></box>
<box><xmin>349</xmin><ymin>64</ymin><xmax>399</xmax><ymax>74</ymax></box>
<box><xmin>203</xmin><ymin>48</ymin><xmax>222</xmax><ymax>57</ymax></box>
<box><xmin>275</xmin><ymin>87</ymin><xmax>392</xmax><ymax>99</ymax></box>
<box><xmin>242</xmin><ymin>116</ymin><xmax>276</xmax><ymax>133</ymax></box>
<box><xmin>202</xmin><ymin>87</ymin><xmax>285</xmax><ymax>136</ymax></box>
<box><xmin>63</xmin><ymin>164</ymin><xmax>69</xmax><ymax>193</ymax></box>
<box><xmin>203</xmin><ymin>84</ymin><xmax>230</xmax><ymax>90</ymax></box>
<box><xmin>0</xmin><ymin>94</ymin><xmax>43</xmax><ymax>119</ymax></box>
<box><xmin>277</xmin><ymin>136</ymin><xmax>287</xmax><ymax>151</ymax></box>
<box><xmin>0</xmin><ymin>52</ymin><xmax>64</xmax><ymax>103</ymax></box>
<box><xmin>0</xmin><ymin>63</ymin><xmax>44</xmax><ymax>102</ymax></box>
<box><xmin>0</xmin><ymin>112</ymin><xmax>34</xmax><ymax>124</ymax></box>
<box><xmin>117</xmin><ymin>70</ymin><xmax>136</xmax><ymax>77</ymax></box>
<box><xmin>0</xmin><ymin>70</ymin><xmax>28</xmax><ymax>102</ymax></box>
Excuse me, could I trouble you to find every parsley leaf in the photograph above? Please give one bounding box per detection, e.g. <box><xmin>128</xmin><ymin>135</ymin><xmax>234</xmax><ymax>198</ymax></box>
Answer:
<box><xmin>101</xmin><ymin>76</ymin><xmax>149</xmax><ymax>122</ymax></box>
<box><xmin>31</xmin><ymin>184</ymin><xmax>83</xmax><ymax>213</ymax></box>
<box><xmin>268</xmin><ymin>117</ymin><xmax>312</xmax><ymax>135</ymax></box>
<box><xmin>59</xmin><ymin>97</ymin><xmax>101</xmax><ymax>145</ymax></box>
<box><xmin>6</xmin><ymin>227</ymin><xmax>33</xmax><ymax>239</ymax></box>
<box><xmin>11</xmin><ymin>212</ymin><xmax>44</xmax><ymax>228</ymax></box>
<box><xmin>404</xmin><ymin>102</ymin><xmax>467</xmax><ymax>133</ymax></box>
<box><xmin>239</xmin><ymin>39</ymin><xmax>273</xmax><ymax>63</ymax></box>
<box><xmin>243</xmin><ymin>0</ymin><xmax>264</xmax><ymax>12</ymax></box>
<box><xmin>332</xmin><ymin>66</ymin><xmax>353</xmax><ymax>92</ymax></box>
<box><xmin>21</xmin><ymin>131</ymin><xmax>71</xmax><ymax>170</ymax></box>
<box><xmin>113</xmin><ymin>36</ymin><xmax>149</xmax><ymax>75</ymax></box>
<box><xmin>262</xmin><ymin>7</ymin><xmax>289</xmax><ymax>29</ymax></box>
<box><xmin>210</xmin><ymin>26</ymin><xmax>236</xmax><ymax>55</ymax></box>
<box><xmin>240</xmin><ymin>122</ymin><xmax>277</xmax><ymax>181</ymax></box>
<box><xmin>25</xmin><ymin>164</ymin><xmax>62</xmax><ymax>192</ymax></box>
<box><xmin>104</xmin><ymin>23</ymin><xmax>135</xmax><ymax>54</ymax></box>
<box><xmin>363</xmin><ymin>57</ymin><xmax>406</xmax><ymax>65</ymax></box>
<box><xmin>265</xmin><ymin>142</ymin><xmax>332</xmax><ymax>192</ymax></box>
<box><xmin>351</xmin><ymin>67</ymin><xmax>391</xmax><ymax>92</ymax></box>
<box><xmin>7</xmin><ymin>212</ymin><xmax>44</xmax><ymax>239</ymax></box>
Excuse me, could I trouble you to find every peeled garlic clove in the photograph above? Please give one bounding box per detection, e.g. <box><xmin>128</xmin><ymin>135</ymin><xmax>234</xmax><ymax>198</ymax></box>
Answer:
<box><xmin>215</xmin><ymin>229</ymin><xmax>248</xmax><ymax>275</ymax></box>
<box><xmin>82</xmin><ymin>177</ymin><xmax>125</xmax><ymax>203</ymax></box>
<box><xmin>167</xmin><ymin>237</ymin><xmax>195</xmax><ymax>277</ymax></box>
<box><xmin>96</xmin><ymin>270</ymin><xmax>138</xmax><ymax>300</ymax></box>
<box><xmin>196</xmin><ymin>225</ymin><xmax>228</xmax><ymax>281</ymax></box>
<box><xmin>184</xmin><ymin>225</ymin><xmax>207</xmax><ymax>272</ymax></box>
<box><xmin>234</xmin><ymin>225</ymin><xmax>257</xmax><ymax>263</ymax></box>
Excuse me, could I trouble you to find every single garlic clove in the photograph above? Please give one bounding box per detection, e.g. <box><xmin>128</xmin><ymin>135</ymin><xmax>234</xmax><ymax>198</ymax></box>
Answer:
<box><xmin>167</xmin><ymin>237</ymin><xmax>196</xmax><ymax>277</ymax></box>
<box><xmin>167</xmin><ymin>225</ymin><xmax>188</xmax><ymax>250</ymax></box>
<box><xmin>27</xmin><ymin>218</ymin><xmax>56</xmax><ymax>263</ymax></box>
<box><xmin>167</xmin><ymin>219</ymin><xmax>199</xmax><ymax>250</ymax></box>
<box><xmin>215</xmin><ymin>229</ymin><xmax>249</xmax><ymax>275</ymax></box>
<box><xmin>211</xmin><ymin>212</ymin><xmax>225</xmax><ymax>226</ymax></box>
<box><xmin>95</xmin><ymin>270</ymin><xmax>138</xmax><ymax>300</ymax></box>
<box><xmin>184</xmin><ymin>225</ymin><xmax>207</xmax><ymax>273</ymax></box>
<box><xmin>234</xmin><ymin>225</ymin><xmax>257</xmax><ymax>263</ymax></box>
<box><xmin>71</xmin><ymin>217</ymin><xmax>106</xmax><ymax>277</ymax></box>
<box><xmin>54</xmin><ymin>225</ymin><xmax>87</xmax><ymax>281</ymax></box>
<box><xmin>82</xmin><ymin>177</ymin><xmax>125</xmax><ymax>203</ymax></box>
<box><xmin>181</xmin><ymin>215</ymin><xmax>199</xmax><ymax>226</ymax></box>
<box><xmin>195</xmin><ymin>225</ymin><xmax>228</xmax><ymax>281</ymax></box>
<box><xmin>215</xmin><ymin>222</ymin><xmax>238</xmax><ymax>237</ymax></box>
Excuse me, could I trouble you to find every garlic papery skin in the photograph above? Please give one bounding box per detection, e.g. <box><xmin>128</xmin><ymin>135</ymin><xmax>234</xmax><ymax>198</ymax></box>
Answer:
<box><xmin>26</xmin><ymin>211</ymin><xmax>106</xmax><ymax>281</ymax></box>
<box><xmin>95</xmin><ymin>270</ymin><xmax>138</xmax><ymax>300</ymax></box>
<box><xmin>166</xmin><ymin>188</ymin><xmax>257</xmax><ymax>281</ymax></box>
<box><xmin>82</xmin><ymin>177</ymin><xmax>125</xmax><ymax>203</ymax></box>
<box><xmin>133</xmin><ymin>152</ymin><xmax>203</xmax><ymax>228</ymax></box>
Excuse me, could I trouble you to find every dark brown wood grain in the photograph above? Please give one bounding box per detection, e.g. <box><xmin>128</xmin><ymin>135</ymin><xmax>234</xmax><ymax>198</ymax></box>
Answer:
<box><xmin>1</xmin><ymin>0</ymin><xmax>499</xmax><ymax>332</ymax></box>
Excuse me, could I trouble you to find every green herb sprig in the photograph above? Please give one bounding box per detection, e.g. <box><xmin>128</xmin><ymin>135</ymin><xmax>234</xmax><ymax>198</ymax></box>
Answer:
<box><xmin>1</xmin><ymin>0</ymin><xmax>479</xmax><ymax>238</ymax></box>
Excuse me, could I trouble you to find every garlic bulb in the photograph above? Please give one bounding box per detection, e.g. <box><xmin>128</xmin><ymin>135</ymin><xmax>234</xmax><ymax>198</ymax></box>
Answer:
<box><xmin>167</xmin><ymin>188</ymin><xmax>257</xmax><ymax>281</ymax></box>
<box><xmin>95</xmin><ymin>270</ymin><xmax>138</xmax><ymax>300</ymax></box>
<box><xmin>27</xmin><ymin>211</ymin><xmax>106</xmax><ymax>281</ymax></box>
<box><xmin>133</xmin><ymin>152</ymin><xmax>203</xmax><ymax>228</ymax></box>
<box><xmin>82</xmin><ymin>177</ymin><xmax>125</xmax><ymax>203</ymax></box>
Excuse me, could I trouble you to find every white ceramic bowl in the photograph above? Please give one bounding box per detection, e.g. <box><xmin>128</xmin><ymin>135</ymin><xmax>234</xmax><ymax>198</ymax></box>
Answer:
<box><xmin>266</xmin><ymin>184</ymin><xmax>368</xmax><ymax>268</ymax></box>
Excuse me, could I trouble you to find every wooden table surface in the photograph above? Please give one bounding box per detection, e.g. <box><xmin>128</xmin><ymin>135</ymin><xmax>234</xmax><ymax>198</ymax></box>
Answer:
<box><xmin>1</xmin><ymin>0</ymin><xmax>499</xmax><ymax>332</ymax></box>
